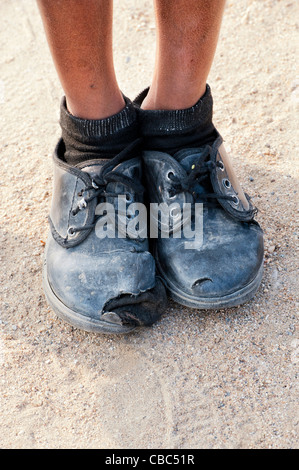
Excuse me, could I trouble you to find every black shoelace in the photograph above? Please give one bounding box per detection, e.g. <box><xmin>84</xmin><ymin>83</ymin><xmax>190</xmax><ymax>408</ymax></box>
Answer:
<box><xmin>167</xmin><ymin>145</ymin><xmax>235</xmax><ymax>206</ymax></box>
<box><xmin>68</xmin><ymin>139</ymin><xmax>144</xmax><ymax>236</ymax></box>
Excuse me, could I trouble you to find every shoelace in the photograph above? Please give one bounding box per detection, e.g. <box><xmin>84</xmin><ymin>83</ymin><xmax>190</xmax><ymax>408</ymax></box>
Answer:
<box><xmin>167</xmin><ymin>145</ymin><xmax>235</xmax><ymax>206</ymax></box>
<box><xmin>68</xmin><ymin>139</ymin><xmax>144</xmax><ymax>236</ymax></box>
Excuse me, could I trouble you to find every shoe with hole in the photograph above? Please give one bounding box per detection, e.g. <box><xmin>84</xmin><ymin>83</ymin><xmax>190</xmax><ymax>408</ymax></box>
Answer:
<box><xmin>43</xmin><ymin>138</ymin><xmax>167</xmax><ymax>333</ymax></box>
<box><xmin>143</xmin><ymin>132</ymin><xmax>264</xmax><ymax>309</ymax></box>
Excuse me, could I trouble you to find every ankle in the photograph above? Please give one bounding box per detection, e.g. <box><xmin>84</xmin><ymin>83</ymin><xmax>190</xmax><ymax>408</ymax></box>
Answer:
<box><xmin>141</xmin><ymin>82</ymin><xmax>207</xmax><ymax>111</ymax></box>
<box><xmin>66</xmin><ymin>87</ymin><xmax>126</xmax><ymax>120</ymax></box>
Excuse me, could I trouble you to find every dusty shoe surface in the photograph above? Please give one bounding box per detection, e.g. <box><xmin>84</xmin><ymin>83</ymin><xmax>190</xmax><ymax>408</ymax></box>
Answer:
<box><xmin>43</xmin><ymin>139</ymin><xmax>166</xmax><ymax>333</ymax></box>
<box><xmin>143</xmin><ymin>133</ymin><xmax>264</xmax><ymax>309</ymax></box>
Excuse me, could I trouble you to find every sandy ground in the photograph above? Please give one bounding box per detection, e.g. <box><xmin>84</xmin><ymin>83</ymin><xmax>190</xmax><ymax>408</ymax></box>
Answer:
<box><xmin>0</xmin><ymin>0</ymin><xmax>298</xmax><ymax>449</ymax></box>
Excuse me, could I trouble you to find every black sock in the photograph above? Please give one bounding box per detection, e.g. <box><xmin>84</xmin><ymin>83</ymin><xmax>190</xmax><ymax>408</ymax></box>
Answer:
<box><xmin>134</xmin><ymin>84</ymin><xmax>218</xmax><ymax>155</ymax></box>
<box><xmin>60</xmin><ymin>95</ymin><xmax>139</xmax><ymax>166</ymax></box>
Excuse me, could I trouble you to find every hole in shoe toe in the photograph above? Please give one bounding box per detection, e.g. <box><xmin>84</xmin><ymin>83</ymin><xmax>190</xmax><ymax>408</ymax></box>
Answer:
<box><xmin>192</xmin><ymin>278</ymin><xmax>213</xmax><ymax>289</ymax></box>
<box><xmin>101</xmin><ymin>312</ymin><xmax>123</xmax><ymax>325</ymax></box>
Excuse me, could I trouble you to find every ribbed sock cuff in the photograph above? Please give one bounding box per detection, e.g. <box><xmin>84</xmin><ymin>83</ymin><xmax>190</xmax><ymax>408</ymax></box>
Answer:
<box><xmin>59</xmin><ymin>95</ymin><xmax>139</xmax><ymax>165</ymax></box>
<box><xmin>60</xmin><ymin>95</ymin><xmax>137</xmax><ymax>141</ymax></box>
<box><xmin>134</xmin><ymin>84</ymin><xmax>214</xmax><ymax>136</ymax></box>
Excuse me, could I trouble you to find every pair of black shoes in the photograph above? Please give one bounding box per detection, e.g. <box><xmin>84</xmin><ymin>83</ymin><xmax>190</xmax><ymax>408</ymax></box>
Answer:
<box><xmin>43</xmin><ymin>89</ymin><xmax>264</xmax><ymax>334</ymax></box>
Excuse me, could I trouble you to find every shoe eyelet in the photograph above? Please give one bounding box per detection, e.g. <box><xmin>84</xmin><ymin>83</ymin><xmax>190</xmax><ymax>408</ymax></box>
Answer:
<box><xmin>126</xmin><ymin>194</ymin><xmax>133</xmax><ymax>203</ymax></box>
<box><xmin>218</xmin><ymin>161</ymin><xmax>225</xmax><ymax>171</ymax></box>
<box><xmin>167</xmin><ymin>191</ymin><xmax>176</xmax><ymax>200</ymax></box>
<box><xmin>78</xmin><ymin>198</ymin><xmax>87</xmax><ymax>210</ymax></box>
<box><xmin>222</xmin><ymin>178</ymin><xmax>231</xmax><ymax>189</ymax></box>
<box><xmin>91</xmin><ymin>179</ymin><xmax>100</xmax><ymax>189</ymax></box>
<box><xmin>231</xmin><ymin>195</ymin><xmax>239</xmax><ymax>206</ymax></box>
<box><xmin>67</xmin><ymin>227</ymin><xmax>76</xmax><ymax>237</ymax></box>
<box><xmin>170</xmin><ymin>207</ymin><xmax>180</xmax><ymax>218</ymax></box>
<box><xmin>166</xmin><ymin>171</ymin><xmax>175</xmax><ymax>181</ymax></box>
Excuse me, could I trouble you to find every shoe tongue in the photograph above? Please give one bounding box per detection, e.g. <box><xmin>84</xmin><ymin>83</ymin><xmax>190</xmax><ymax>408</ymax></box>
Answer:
<box><xmin>173</xmin><ymin>147</ymin><xmax>214</xmax><ymax>196</ymax></box>
<box><xmin>173</xmin><ymin>146</ymin><xmax>208</xmax><ymax>170</ymax></box>
<box><xmin>75</xmin><ymin>159</ymin><xmax>106</xmax><ymax>179</ymax></box>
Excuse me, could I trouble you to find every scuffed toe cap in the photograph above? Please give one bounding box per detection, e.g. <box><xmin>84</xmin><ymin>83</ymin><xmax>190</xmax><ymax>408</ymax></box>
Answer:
<box><xmin>45</xmin><ymin>232</ymin><xmax>157</xmax><ymax>321</ymax></box>
<box><xmin>156</xmin><ymin>219</ymin><xmax>264</xmax><ymax>301</ymax></box>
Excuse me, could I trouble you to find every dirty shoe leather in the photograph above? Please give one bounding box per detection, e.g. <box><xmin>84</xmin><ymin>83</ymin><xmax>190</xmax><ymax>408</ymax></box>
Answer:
<box><xmin>43</xmin><ymin>138</ymin><xmax>166</xmax><ymax>333</ymax></box>
<box><xmin>142</xmin><ymin>133</ymin><xmax>264</xmax><ymax>309</ymax></box>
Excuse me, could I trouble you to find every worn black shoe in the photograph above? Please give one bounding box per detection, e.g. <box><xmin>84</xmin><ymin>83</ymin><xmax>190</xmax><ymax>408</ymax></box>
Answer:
<box><xmin>141</xmin><ymin>133</ymin><xmax>264</xmax><ymax>309</ymax></box>
<box><xmin>135</xmin><ymin>85</ymin><xmax>264</xmax><ymax>309</ymax></box>
<box><xmin>43</xmin><ymin>138</ymin><xmax>167</xmax><ymax>333</ymax></box>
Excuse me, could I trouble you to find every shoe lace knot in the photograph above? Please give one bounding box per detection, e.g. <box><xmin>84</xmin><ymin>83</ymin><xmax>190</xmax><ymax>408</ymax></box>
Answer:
<box><xmin>68</xmin><ymin>139</ymin><xmax>144</xmax><ymax>236</ymax></box>
<box><xmin>167</xmin><ymin>145</ymin><xmax>237</xmax><ymax>205</ymax></box>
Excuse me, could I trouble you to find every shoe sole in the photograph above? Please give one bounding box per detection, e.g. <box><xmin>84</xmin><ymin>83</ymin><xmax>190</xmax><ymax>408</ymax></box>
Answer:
<box><xmin>42</xmin><ymin>258</ymin><xmax>136</xmax><ymax>334</ymax></box>
<box><xmin>155</xmin><ymin>251</ymin><xmax>264</xmax><ymax>310</ymax></box>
